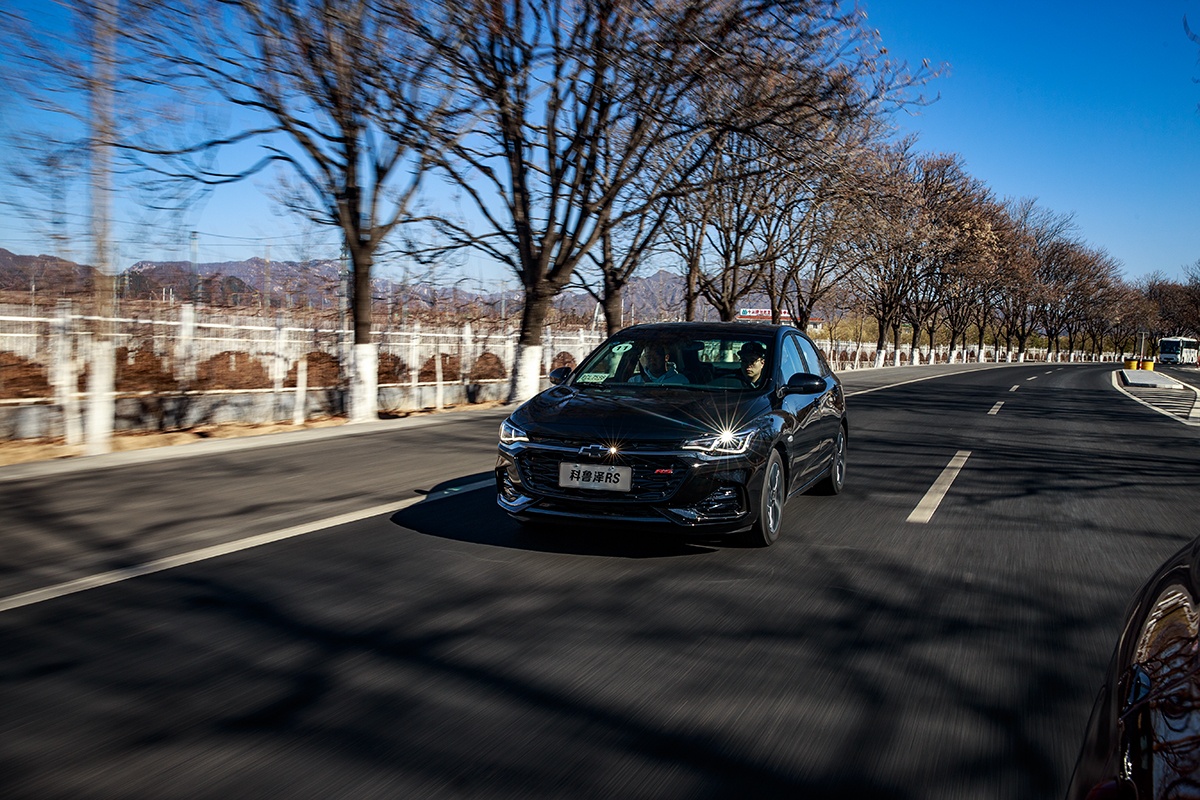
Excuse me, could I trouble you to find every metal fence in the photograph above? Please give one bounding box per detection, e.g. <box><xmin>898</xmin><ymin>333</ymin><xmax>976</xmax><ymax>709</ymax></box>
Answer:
<box><xmin>0</xmin><ymin>302</ymin><xmax>1107</xmax><ymax>440</ymax></box>
<box><xmin>0</xmin><ymin>302</ymin><xmax>608</xmax><ymax>401</ymax></box>
<box><xmin>0</xmin><ymin>302</ymin><xmax>611</xmax><ymax>439</ymax></box>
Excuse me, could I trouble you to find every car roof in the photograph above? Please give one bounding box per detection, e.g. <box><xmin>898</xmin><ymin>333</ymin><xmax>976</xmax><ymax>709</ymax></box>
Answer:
<box><xmin>617</xmin><ymin>321</ymin><xmax>796</xmax><ymax>338</ymax></box>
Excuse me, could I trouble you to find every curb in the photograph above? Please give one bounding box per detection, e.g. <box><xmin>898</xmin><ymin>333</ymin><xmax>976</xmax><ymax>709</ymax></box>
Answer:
<box><xmin>1111</xmin><ymin>370</ymin><xmax>1200</xmax><ymax>427</ymax></box>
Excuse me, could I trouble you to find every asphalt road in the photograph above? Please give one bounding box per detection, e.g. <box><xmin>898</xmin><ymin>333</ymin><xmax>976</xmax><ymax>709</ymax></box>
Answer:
<box><xmin>1</xmin><ymin>362</ymin><xmax>1197</xmax><ymax>799</ymax></box>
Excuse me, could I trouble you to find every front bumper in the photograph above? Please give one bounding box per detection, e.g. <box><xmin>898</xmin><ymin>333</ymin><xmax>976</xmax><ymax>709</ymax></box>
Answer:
<box><xmin>496</xmin><ymin>440</ymin><xmax>765</xmax><ymax>531</ymax></box>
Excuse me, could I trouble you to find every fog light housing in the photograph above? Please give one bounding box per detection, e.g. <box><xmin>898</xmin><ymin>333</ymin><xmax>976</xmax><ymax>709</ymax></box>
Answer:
<box><xmin>697</xmin><ymin>486</ymin><xmax>742</xmax><ymax>516</ymax></box>
<box><xmin>498</xmin><ymin>466</ymin><xmax>521</xmax><ymax>502</ymax></box>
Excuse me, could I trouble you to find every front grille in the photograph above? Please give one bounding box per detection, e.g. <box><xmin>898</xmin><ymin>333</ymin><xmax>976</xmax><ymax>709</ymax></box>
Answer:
<box><xmin>517</xmin><ymin>450</ymin><xmax>688</xmax><ymax>501</ymax></box>
<box><xmin>526</xmin><ymin>435</ymin><xmax>681</xmax><ymax>453</ymax></box>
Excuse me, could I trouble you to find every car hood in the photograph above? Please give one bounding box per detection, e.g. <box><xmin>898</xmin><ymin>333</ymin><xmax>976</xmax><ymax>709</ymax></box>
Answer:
<box><xmin>511</xmin><ymin>385</ymin><xmax>773</xmax><ymax>444</ymax></box>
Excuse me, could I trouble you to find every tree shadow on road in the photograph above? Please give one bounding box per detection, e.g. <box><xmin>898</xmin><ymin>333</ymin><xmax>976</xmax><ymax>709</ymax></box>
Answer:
<box><xmin>2</xmin><ymin>363</ymin><xmax>1192</xmax><ymax>799</ymax></box>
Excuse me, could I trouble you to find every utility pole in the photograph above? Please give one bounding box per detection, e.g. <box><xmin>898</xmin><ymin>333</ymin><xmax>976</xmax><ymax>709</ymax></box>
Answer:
<box><xmin>190</xmin><ymin>230</ymin><xmax>199</xmax><ymax>305</ymax></box>
<box><xmin>85</xmin><ymin>0</ymin><xmax>117</xmax><ymax>456</ymax></box>
<box><xmin>263</xmin><ymin>244</ymin><xmax>271</xmax><ymax>312</ymax></box>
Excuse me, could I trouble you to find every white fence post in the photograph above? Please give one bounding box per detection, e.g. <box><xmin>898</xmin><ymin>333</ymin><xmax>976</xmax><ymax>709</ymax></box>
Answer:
<box><xmin>84</xmin><ymin>339</ymin><xmax>115</xmax><ymax>456</ymax></box>
<box><xmin>409</xmin><ymin>323</ymin><xmax>420</xmax><ymax>388</ymax></box>
<box><xmin>434</xmin><ymin>336</ymin><xmax>444</xmax><ymax>411</ymax></box>
<box><xmin>505</xmin><ymin>331</ymin><xmax>515</xmax><ymax>380</ymax></box>
<box><xmin>53</xmin><ymin>302</ymin><xmax>82</xmax><ymax>446</ymax></box>
<box><xmin>293</xmin><ymin>356</ymin><xmax>308</xmax><ymax>426</ymax></box>
<box><xmin>177</xmin><ymin>303</ymin><xmax>196</xmax><ymax>384</ymax></box>
<box><xmin>462</xmin><ymin>322</ymin><xmax>473</xmax><ymax>388</ymax></box>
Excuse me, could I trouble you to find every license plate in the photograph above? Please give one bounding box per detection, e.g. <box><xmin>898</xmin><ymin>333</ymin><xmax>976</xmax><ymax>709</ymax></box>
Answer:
<box><xmin>559</xmin><ymin>462</ymin><xmax>632</xmax><ymax>492</ymax></box>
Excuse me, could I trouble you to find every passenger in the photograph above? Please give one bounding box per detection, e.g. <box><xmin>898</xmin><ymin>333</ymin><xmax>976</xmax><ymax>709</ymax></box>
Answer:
<box><xmin>629</xmin><ymin>343</ymin><xmax>689</xmax><ymax>384</ymax></box>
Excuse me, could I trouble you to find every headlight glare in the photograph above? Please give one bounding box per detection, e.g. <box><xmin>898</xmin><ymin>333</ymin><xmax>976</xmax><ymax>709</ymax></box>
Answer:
<box><xmin>499</xmin><ymin>419</ymin><xmax>528</xmax><ymax>444</ymax></box>
<box><xmin>683</xmin><ymin>426</ymin><xmax>756</xmax><ymax>455</ymax></box>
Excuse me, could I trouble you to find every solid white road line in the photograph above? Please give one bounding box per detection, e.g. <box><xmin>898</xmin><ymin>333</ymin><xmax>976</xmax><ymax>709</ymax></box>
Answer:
<box><xmin>907</xmin><ymin>451</ymin><xmax>972</xmax><ymax>524</ymax></box>
<box><xmin>988</xmin><ymin>402</ymin><xmax>1004</xmax><ymax>415</ymax></box>
<box><xmin>1109</xmin><ymin>370</ymin><xmax>1200</xmax><ymax>427</ymax></box>
<box><xmin>0</xmin><ymin>478</ymin><xmax>496</xmax><ymax>614</ymax></box>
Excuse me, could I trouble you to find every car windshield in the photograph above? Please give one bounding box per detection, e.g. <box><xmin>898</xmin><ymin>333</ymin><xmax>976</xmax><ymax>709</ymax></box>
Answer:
<box><xmin>571</xmin><ymin>332</ymin><xmax>774</xmax><ymax>391</ymax></box>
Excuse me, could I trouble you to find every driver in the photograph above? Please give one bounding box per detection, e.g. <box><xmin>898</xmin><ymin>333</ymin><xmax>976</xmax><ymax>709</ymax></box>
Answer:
<box><xmin>630</xmin><ymin>342</ymin><xmax>689</xmax><ymax>384</ymax></box>
<box><xmin>738</xmin><ymin>341</ymin><xmax>768</xmax><ymax>387</ymax></box>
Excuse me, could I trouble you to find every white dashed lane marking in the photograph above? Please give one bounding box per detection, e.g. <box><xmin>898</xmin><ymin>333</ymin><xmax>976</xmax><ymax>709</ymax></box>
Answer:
<box><xmin>908</xmin><ymin>451</ymin><xmax>972</xmax><ymax>524</ymax></box>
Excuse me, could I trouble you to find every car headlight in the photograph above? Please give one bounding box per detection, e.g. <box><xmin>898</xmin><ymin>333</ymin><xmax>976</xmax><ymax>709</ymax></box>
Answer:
<box><xmin>682</xmin><ymin>426</ymin><xmax>756</xmax><ymax>455</ymax></box>
<box><xmin>499</xmin><ymin>419</ymin><xmax>529</xmax><ymax>444</ymax></box>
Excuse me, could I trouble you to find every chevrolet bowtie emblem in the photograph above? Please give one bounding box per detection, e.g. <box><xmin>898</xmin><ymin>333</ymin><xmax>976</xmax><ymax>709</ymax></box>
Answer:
<box><xmin>578</xmin><ymin>444</ymin><xmax>610</xmax><ymax>459</ymax></box>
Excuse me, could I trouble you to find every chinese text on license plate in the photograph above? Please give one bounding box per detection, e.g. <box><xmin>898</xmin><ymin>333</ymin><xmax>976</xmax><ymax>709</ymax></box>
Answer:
<box><xmin>559</xmin><ymin>463</ymin><xmax>632</xmax><ymax>492</ymax></box>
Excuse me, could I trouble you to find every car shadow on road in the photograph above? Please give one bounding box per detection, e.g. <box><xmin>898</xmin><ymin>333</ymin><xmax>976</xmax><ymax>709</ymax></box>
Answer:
<box><xmin>390</xmin><ymin>473</ymin><xmax>719</xmax><ymax>558</ymax></box>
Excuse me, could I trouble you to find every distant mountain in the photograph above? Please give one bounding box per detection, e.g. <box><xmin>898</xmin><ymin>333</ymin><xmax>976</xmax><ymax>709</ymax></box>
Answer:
<box><xmin>0</xmin><ymin>248</ymin><xmax>751</xmax><ymax>322</ymax></box>
<box><xmin>125</xmin><ymin>257</ymin><xmax>345</xmax><ymax>306</ymax></box>
<box><xmin>548</xmin><ymin>269</ymin><xmax>687</xmax><ymax>321</ymax></box>
<box><xmin>0</xmin><ymin>248</ymin><xmax>97</xmax><ymax>295</ymax></box>
<box><xmin>552</xmin><ymin>269</ymin><xmax>778</xmax><ymax>323</ymax></box>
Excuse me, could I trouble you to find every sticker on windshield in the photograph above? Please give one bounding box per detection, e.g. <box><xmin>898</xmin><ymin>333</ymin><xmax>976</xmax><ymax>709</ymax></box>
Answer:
<box><xmin>576</xmin><ymin>373</ymin><xmax>609</xmax><ymax>384</ymax></box>
<box><xmin>611</xmin><ymin>342</ymin><xmax>633</xmax><ymax>353</ymax></box>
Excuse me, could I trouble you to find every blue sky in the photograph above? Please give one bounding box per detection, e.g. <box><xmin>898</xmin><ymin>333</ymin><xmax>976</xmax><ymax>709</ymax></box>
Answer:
<box><xmin>865</xmin><ymin>0</ymin><xmax>1200</xmax><ymax>280</ymax></box>
<box><xmin>2</xmin><ymin>1</ymin><xmax>1199</xmax><ymax>283</ymax></box>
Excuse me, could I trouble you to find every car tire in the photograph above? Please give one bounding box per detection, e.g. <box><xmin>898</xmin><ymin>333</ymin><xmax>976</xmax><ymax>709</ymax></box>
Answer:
<box><xmin>813</xmin><ymin>424</ymin><xmax>847</xmax><ymax>496</ymax></box>
<box><xmin>746</xmin><ymin>449</ymin><xmax>785</xmax><ymax>547</ymax></box>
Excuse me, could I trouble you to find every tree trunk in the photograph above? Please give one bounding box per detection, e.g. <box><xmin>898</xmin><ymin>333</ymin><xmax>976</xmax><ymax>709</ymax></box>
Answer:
<box><xmin>684</xmin><ymin>254</ymin><xmax>700</xmax><ymax>321</ymax></box>
<box><xmin>873</xmin><ymin>322</ymin><xmax>887</xmax><ymax>368</ymax></box>
<box><xmin>509</xmin><ymin>291</ymin><xmax>553</xmax><ymax>403</ymax></box>
<box><xmin>602</xmin><ymin>286</ymin><xmax>623</xmax><ymax>338</ymax></box>
<box><xmin>347</xmin><ymin>248</ymin><xmax>377</xmax><ymax>422</ymax></box>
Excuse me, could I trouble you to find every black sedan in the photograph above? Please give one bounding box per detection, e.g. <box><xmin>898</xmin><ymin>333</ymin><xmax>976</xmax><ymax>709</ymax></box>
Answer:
<box><xmin>495</xmin><ymin>322</ymin><xmax>847</xmax><ymax>546</ymax></box>
<box><xmin>1067</xmin><ymin>535</ymin><xmax>1200</xmax><ymax>799</ymax></box>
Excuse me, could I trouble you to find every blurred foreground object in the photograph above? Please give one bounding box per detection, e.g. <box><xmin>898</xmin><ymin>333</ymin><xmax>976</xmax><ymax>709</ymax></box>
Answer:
<box><xmin>1067</xmin><ymin>538</ymin><xmax>1200</xmax><ymax>799</ymax></box>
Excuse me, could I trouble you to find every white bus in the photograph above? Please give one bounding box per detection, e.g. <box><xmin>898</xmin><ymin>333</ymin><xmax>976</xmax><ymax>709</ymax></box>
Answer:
<box><xmin>1158</xmin><ymin>336</ymin><xmax>1199</xmax><ymax>365</ymax></box>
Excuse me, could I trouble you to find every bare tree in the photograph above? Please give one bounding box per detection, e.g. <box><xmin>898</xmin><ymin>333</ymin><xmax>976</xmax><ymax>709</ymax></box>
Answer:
<box><xmin>998</xmin><ymin>198</ymin><xmax>1074</xmax><ymax>361</ymax></box>
<box><xmin>1057</xmin><ymin>245</ymin><xmax>1120</xmax><ymax>360</ymax></box>
<box><xmin>1109</xmin><ymin>281</ymin><xmax>1158</xmax><ymax>359</ymax></box>
<box><xmin>970</xmin><ymin>198</ymin><xmax>1012</xmax><ymax>359</ymax></box>
<box><xmin>855</xmin><ymin>139</ymin><xmax>923</xmax><ymax>366</ymax></box>
<box><xmin>0</xmin><ymin>0</ymin><xmax>138</xmax><ymax>450</ymax></box>
<box><xmin>680</xmin><ymin>133</ymin><xmax>778</xmax><ymax>322</ymax></box>
<box><xmin>769</xmin><ymin>122</ymin><xmax>884</xmax><ymax>330</ymax></box>
<box><xmin>1181</xmin><ymin>260</ymin><xmax>1200</xmax><ymax>336</ymax></box>
<box><xmin>128</xmin><ymin>0</ymin><xmax>461</xmax><ymax>421</ymax></box>
<box><xmin>927</xmin><ymin>160</ymin><xmax>998</xmax><ymax>362</ymax></box>
<box><xmin>426</xmin><ymin>0</ymin><xmax>928</xmax><ymax>400</ymax></box>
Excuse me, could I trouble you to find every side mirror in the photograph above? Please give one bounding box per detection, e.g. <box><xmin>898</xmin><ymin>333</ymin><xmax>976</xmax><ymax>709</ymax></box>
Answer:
<box><xmin>783</xmin><ymin>372</ymin><xmax>827</xmax><ymax>395</ymax></box>
<box><xmin>548</xmin><ymin>366</ymin><xmax>572</xmax><ymax>386</ymax></box>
